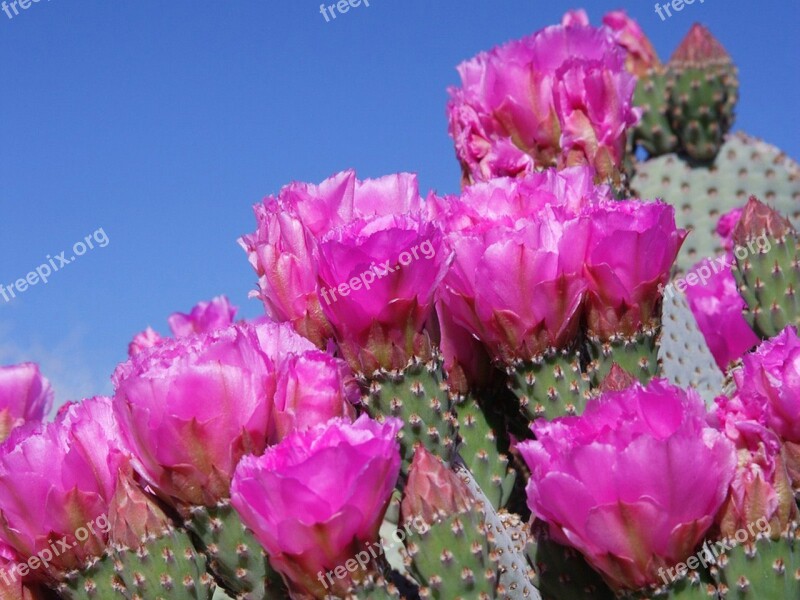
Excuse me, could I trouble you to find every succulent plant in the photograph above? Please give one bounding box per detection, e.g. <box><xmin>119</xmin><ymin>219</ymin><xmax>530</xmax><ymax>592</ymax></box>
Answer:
<box><xmin>4</xmin><ymin>9</ymin><xmax>799</xmax><ymax>600</ymax></box>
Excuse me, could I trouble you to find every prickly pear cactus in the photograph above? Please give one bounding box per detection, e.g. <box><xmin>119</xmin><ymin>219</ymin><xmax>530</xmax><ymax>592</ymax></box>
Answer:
<box><xmin>709</xmin><ymin>526</ymin><xmax>799</xmax><ymax>599</ymax></box>
<box><xmin>658</xmin><ymin>291</ymin><xmax>724</xmax><ymax>405</ymax></box>
<box><xmin>59</xmin><ymin>528</ymin><xmax>214</xmax><ymax>600</ymax></box>
<box><xmin>404</xmin><ymin>507</ymin><xmax>499</xmax><ymax>599</ymax></box>
<box><xmin>632</xmin><ymin>67</ymin><xmax>678</xmax><ymax>158</ymax></box>
<box><xmin>456</xmin><ymin>466</ymin><xmax>541</xmax><ymax>599</ymax></box>
<box><xmin>586</xmin><ymin>326</ymin><xmax>661</xmax><ymax>386</ymax></box>
<box><xmin>733</xmin><ymin>227</ymin><xmax>800</xmax><ymax>339</ymax></box>
<box><xmin>506</xmin><ymin>348</ymin><xmax>589</xmax><ymax>420</ymax></box>
<box><xmin>665</xmin><ymin>24</ymin><xmax>738</xmax><ymax>162</ymax></box>
<box><xmin>453</xmin><ymin>394</ymin><xmax>516</xmax><ymax>509</ymax></box>
<box><xmin>185</xmin><ymin>500</ymin><xmax>288</xmax><ymax>600</ymax></box>
<box><xmin>631</xmin><ymin>133</ymin><xmax>800</xmax><ymax>272</ymax></box>
<box><xmin>361</xmin><ymin>354</ymin><xmax>458</xmax><ymax>471</ymax></box>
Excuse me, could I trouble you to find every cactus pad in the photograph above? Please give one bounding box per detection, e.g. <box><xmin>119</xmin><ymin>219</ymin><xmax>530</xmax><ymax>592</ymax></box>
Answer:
<box><xmin>59</xmin><ymin>527</ymin><xmax>214</xmax><ymax>600</ymax></box>
<box><xmin>631</xmin><ymin>133</ymin><xmax>800</xmax><ymax>272</ymax></box>
<box><xmin>632</xmin><ymin>68</ymin><xmax>678</xmax><ymax>158</ymax></box>
<box><xmin>361</xmin><ymin>354</ymin><xmax>458</xmax><ymax>471</ymax></box>
<box><xmin>658</xmin><ymin>291</ymin><xmax>724</xmax><ymax>405</ymax></box>
<box><xmin>733</xmin><ymin>229</ymin><xmax>800</xmax><ymax>339</ymax></box>
<box><xmin>586</xmin><ymin>326</ymin><xmax>661</xmax><ymax>386</ymax></box>
<box><xmin>185</xmin><ymin>500</ymin><xmax>287</xmax><ymax>600</ymax></box>
<box><xmin>506</xmin><ymin>348</ymin><xmax>589</xmax><ymax>420</ymax></box>
<box><xmin>453</xmin><ymin>394</ymin><xmax>516</xmax><ymax>510</ymax></box>
<box><xmin>709</xmin><ymin>526</ymin><xmax>799</xmax><ymax>599</ymax></box>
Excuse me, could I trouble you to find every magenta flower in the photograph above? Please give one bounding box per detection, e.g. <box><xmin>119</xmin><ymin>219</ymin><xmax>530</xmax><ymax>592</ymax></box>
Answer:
<box><xmin>167</xmin><ymin>295</ymin><xmax>237</xmax><ymax>338</ymax></box>
<box><xmin>0</xmin><ymin>543</ymin><xmax>49</xmax><ymax>599</ymax></box>
<box><xmin>429</xmin><ymin>170</ymin><xmax>602</xmax><ymax>363</ymax></box>
<box><xmin>270</xmin><ymin>350</ymin><xmax>358</xmax><ymax>444</ymax></box>
<box><xmin>447</xmin><ymin>18</ymin><xmax>638</xmax><ymax>184</ymax></box>
<box><xmin>685</xmin><ymin>259</ymin><xmax>759</xmax><ymax>369</ymax></box>
<box><xmin>242</xmin><ymin>170</ymin><xmax>451</xmax><ymax>372</ymax></box>
<box><xmin>601</xmin><ymin>11</ymin><xmax>659</xmax><ymax>76</ymax></box>
<box><xmin>113</xmin><ymin>319</ymin><xmax>356</xmax><ymax>508</ymax></box>
<box><xmin>0</xmin><ymin>398</ymin><xmax>127</xmax><ymax>579</ymax></box>
<box><xmin>716</xmin><ymin>207</ymin><xmax>744</xmax><ymax>253</ymax></box>
<box><xmin>127</xmin><ymin>327</ymin><xmax>163</xmax><ymax>357</ymax></box>
<box><xmin>708</xmin><ymin>401</ymin><xmax>797</xmax><ymax>539</ymax></box>
<box><xmin>240</xmin><ymin>197</ymin><xmax>330</xmax><ymax>348</ymax></box>
<box><xmin>0</xmin><ymin>364</ymin><xmax>52</xmax><ymax>443</ymax></box>
<box><xmin>230</xmin><ymin>415</ymin><xmax>402</xmax><ymax>598</ymax></box>
<box><xmin>517</xmin><ymin>380</ymin><xmax>736</xmax><ymax>591</ymax></box>
<box><xmin>733</xmin><ymin>327</ymin><xmax>800</xmax><ymax>443</ymax></box>
<box><xmin>582</xmin><ymin>200</ymin><xmax>685</xmax><ymax>337</ymax></box>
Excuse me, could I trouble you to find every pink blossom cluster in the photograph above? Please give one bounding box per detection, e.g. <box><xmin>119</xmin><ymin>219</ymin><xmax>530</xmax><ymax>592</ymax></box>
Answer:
<box><xmin>0</xmin><ymin>8</ymin><xmax>793</xmax><ymax>600</ymax></box>
<box><xmin>446</xmin><ymin>10</ymin><xmax>645</xmax><ymax>186</ymax></box>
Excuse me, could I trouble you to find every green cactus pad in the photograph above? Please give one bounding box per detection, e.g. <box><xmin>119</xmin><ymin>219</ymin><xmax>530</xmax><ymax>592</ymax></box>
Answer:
<box><xmin>361</xmin><ymin>354</ymin><xmax>458</xmax><ymax>472</ymax></box>
<box><xmin>586</xmin><ymin>326</ymin><xmax>661</xmax><ymax>387</ymax></box>
<box><xmin>658</xmin><ymin>291</ymin><xmax>724</xmax><ymax>406</ymax></box>
<box><xmin>404</xmin><ymin>508</ymin><xmax>498</xmax><ymax>600</ymax></box>
<box><xmin>59</xmin><ymin>527</ymin><xmax>214</xmax><ymax>600</ymax></box>
<box><xmin>345</xmin><ymin>574</ymin><xmax>404</xmax><ymax>599</ymax></box>
<box><xmin>733</xmin><ymin>230</ymin><xmax>800</xmax><ymax>339</ymax></box>
<box><xmin>453</xmin><ymin>394</ymin><xmax>516</xmax><ymax>510</ymax></box>
<box><xmin>631</xmin><ymin>133</ymin><xmax>800</xmax><ymax>273</ymax></box>
<box><xmin>709</xmin><ymin>527</ymin><xmax>799</xmax><ymax>599</ymax></box>
<box><xmin>506</xmin><ymin>348</ymin><xmax>589</xmax><ymax>420</ymax></box>
<box><xmin>666</xmin><ymin>55</ymin><xmax>738</xmax><ymax>162</ymax></box>
<box><xmin>633</xmin><ymin>68</ymin><xmax>678</xmax><ymax>158</ymax></box>
<box><xmin>185</xmin><ymin>500</ymin><xmax>288</xmax><ymax>600</ymax></box>
<box><xmin>456</xmin><ymin>466</ymin><xmax>541</xmax><ymax>599</ymax></box>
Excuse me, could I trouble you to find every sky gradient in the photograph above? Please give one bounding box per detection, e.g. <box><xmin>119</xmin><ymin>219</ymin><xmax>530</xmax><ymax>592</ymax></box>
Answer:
<box><xmin>1</xmin><ymin>0</ymin><xmax>798</xmax><ymax>407</ymax></box>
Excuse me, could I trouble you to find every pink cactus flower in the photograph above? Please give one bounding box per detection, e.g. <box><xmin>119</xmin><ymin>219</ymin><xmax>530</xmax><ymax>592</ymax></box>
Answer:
<box><xmin>230</xmin><ymin>415</ymin><xmax>402</xmax><ymax>598</ymax></box>
<box><xmin>430</xmin><ymin>170</ymin><xmax>602</xmax><ymax>364</ymax></box>
<box><xmin>733</xmin><ymin>327</ymin><xmax>800</xmax><ymax>443</ymax></box>
<box><xmin>684</xmin><ymin>259</ymin><xmax>759</xmax><ymax>370</ymax></box>
<box><xmin>722</xmin><ymin>328</ymin><xmax>800</xmax><ymax>491</ymax></box>
<box><xmin>0</xmin><ymin>543</ymin><xmax>49</xmax><ymax>599</ymax></box>
<box><xmin>113</xmin><ymin>320</ymin><xmax>356</xmax><ymax>508</ymax></box>
<box><xmin>167</xmin><ymin>295</ymin><xmax>237</xmax><ymax>338</ymax></box>
<box><xmin>517</xmin><ymin>379</ymin><xmax>736</xmax><ymax>591</ymax></box>
<box><xmin>602</xmin><ymin>11</ymin><xmax>660</xmax><ymax>76</ymax></box>
<box><xmin>707</xmin><ymin>405</ymin><xmax>797</xmax><ymax>540</ymax></box>
<box><xmin>0</xmin><ymin>398</ymin><xmax>126</xmax><ymax>580</ymax></box>
<box><xmin>716</xmin><ymin>207</ymin><xmax>744</xmax><ymax>253</ymax></box>
<box><xmin>0</xmin><ymin>364</ymin><xmax>52</xmax><ymax>443</ymax></box>
<box><xmin>241</xmin><ymin>170</ymin><xmax>452</xmax><ymax>373</ymax></box>
<box><xmin>271</xmin><ymin>350</ymin><xmax>358</xmax><ymax>444</ymax></box>
<box><xmin>582</xmin><ymin>200</ymin><xmax>686</xmax><ymax>337</ymax></box>
<box><xmin>240</xmin><ymin>198</ymin><xmax>331</xmax><ymax>348</ymax></box>
<box><xmin>561</xmin><ymin>9</ymin><xmax>589</xmax><ymax>27</ymax></box>
<box><xmin>127</xmin><ymin>327</ymin><xmax>164</xmax><ymax>357</ymax></box>
<box><xmin>447</xmin><ymin>18</ymin><xmax>638</xmax><ymax>184</ymax></box>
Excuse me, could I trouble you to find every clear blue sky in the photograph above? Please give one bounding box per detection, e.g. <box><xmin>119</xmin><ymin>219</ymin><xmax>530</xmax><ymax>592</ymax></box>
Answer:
<box><xmin>1</xmin><ymin>1</ymin><xmax>797</xmax><ymax>407</ymax></box>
